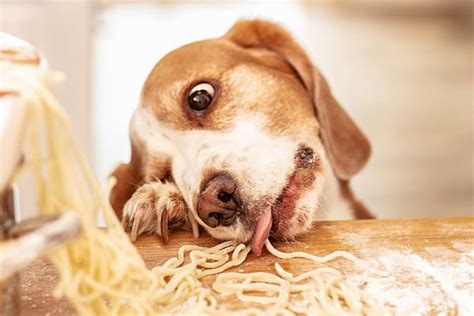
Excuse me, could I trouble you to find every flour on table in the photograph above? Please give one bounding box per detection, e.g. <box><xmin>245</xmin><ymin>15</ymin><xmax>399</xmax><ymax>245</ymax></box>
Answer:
<box><xmin>345</xmin><ymin>243</ymin><xmax>474</xmax><ymax>315</ymax></box>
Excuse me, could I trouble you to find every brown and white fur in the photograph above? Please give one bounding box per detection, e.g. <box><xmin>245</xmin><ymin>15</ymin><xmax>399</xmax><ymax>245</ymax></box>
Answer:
<box><xmin>109</xmin><ymin>19</ymin><xmax>373</xmax><ymax>253</ymax></box>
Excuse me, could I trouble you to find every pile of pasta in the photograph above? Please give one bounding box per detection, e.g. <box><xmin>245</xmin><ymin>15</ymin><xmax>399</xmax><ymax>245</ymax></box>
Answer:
<box><xmin>0</xmin><ymin>61</ymin><xmax>389</xmax><ymax>315</ymax></box>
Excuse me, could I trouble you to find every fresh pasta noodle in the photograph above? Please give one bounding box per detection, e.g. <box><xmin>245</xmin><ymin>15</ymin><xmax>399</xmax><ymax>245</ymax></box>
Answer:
<box><xmin>0</xmin><ymin>61</ymin><xmax>389</xmax><ymax>315</ymax></box>
<box><xmin>212</xmin><ymin>243</ymin><xmax>388</xmax><ymax>315</ymax></box>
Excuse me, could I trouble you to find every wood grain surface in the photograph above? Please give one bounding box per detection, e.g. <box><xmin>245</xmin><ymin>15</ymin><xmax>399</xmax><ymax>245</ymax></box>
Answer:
<box><xmin>14</xmin><ymin>217</ymin><xmax>474</xmax><ymax>315</ymax></box>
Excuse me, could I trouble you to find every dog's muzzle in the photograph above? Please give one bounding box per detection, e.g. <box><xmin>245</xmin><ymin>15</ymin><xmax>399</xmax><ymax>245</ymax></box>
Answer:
<box><xmin>196</xmin><ymin>146</ymin><xmax>316</xmax><ymax>256</ymax></box>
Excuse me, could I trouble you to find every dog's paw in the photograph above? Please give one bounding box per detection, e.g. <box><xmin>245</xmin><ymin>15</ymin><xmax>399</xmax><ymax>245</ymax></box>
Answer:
<box><xmin>122</xmin><ymin>181</ymin><xmax>187</xmax><ymax>243</ymax></box>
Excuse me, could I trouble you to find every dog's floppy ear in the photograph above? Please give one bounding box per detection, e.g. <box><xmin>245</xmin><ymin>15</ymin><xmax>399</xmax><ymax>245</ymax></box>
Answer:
<box><xmin>109</xmin><ymin>147</ymin><xmax>143</xmax><ymax>219</ymax></box>
<box><xmin>225</xmin><ymin>19</ymin><xmax>371</xmax><ymax>180</ymax></box>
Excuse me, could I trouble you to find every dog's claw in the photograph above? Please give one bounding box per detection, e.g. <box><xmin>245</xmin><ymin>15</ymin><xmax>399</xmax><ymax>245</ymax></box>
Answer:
<box><xmin>187</xmin><ymin>211</ymin><xmax>200</xmax><ymax>238</ymax></box>
<box><xmin>160</xmin><ymin>210</ymin><xmax>170</xmax><ymax>244</ymax></box>
<box><xmin>121</xmin><ymin>182</ymin><xmax>188</xmax><ymax>243</ymax></box>
<box><xmin>130</xmin><ymin>208</ymin><xmax>146</xmax><ymax>242</ymax></box>
<box><xmin>121</xmin><ymin>214</ymin><xmax>128</xmax><ymax>229</ymax></box>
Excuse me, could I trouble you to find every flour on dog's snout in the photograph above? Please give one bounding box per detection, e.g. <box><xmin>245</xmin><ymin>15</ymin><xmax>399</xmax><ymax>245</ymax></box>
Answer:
<box><xmin>343</xmin><ymin>242</ymin><xmax>474</xmax><ymax>315</ymax></box>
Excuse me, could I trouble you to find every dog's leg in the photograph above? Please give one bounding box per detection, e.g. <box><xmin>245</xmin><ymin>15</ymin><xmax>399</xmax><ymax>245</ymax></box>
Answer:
<box><xmin>121</xmin><ymin>181</ymin><xmax>196</xmax><ymax>243</ymax></box>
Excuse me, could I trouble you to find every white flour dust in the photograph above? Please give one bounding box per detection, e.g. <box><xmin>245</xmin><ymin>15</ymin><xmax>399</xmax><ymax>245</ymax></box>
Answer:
<box><xmin>345</xmin><ymin>242</ymin><xmax>474</xmax><ymax>315</ymax></box>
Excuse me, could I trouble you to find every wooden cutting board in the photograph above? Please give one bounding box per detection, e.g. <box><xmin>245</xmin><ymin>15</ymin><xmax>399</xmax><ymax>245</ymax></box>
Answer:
<box><xmin>15</xmin><ymin>217</ymin><xmax>474</xmax><ymax>315</ymax></box>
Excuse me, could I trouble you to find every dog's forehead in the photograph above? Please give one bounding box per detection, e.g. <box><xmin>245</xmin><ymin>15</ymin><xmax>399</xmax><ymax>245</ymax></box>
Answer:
<box><xmin>140</xmin><ymin>38</ymin><xmax>317</xmax><ymax>135</ymax></box>
<box><xmin>146</xmin><ymin>39</ymin><xmax>246</xmax><ymax>88</ymax></box>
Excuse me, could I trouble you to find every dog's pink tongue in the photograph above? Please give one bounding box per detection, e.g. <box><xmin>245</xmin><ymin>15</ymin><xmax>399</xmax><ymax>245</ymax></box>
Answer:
<box><xmin>251</xmin><ymin>208</ymin><xmax>272</xmax><ymax>256</ymax></box>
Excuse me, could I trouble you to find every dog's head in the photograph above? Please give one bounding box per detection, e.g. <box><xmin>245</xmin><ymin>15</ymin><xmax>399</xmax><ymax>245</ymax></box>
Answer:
<box><xmin>111</xmin><ymin>20</ymin><xmax>370</xmax><ymax>255</ymax></box>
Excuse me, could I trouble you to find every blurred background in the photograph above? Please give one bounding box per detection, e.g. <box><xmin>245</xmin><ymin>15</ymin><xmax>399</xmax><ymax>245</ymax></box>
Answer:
<box><xmin>1</xmin><ymin>0</ymin><xmax>473</xmax><ymax>219</ymax></box>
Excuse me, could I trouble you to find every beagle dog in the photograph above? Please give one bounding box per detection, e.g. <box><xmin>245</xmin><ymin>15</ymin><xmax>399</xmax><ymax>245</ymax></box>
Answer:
<box><xmin>109</xmin><ymin>19</ymin><xmax>372</xmax><ymax>256</ymax></box>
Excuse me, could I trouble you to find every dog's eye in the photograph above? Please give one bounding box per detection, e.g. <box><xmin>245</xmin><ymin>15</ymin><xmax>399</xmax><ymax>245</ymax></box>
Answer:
<box><xmin>187</xmin><ymin>83</ymin><xmax>215</xmax><ymax>112</ymax></box>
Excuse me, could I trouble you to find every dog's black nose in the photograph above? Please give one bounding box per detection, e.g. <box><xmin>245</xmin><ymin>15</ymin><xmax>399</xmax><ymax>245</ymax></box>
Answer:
<box><xmin>197</xmin><ymin>173</ymin><xmax>240</xmax><ymax>227</ymax></box>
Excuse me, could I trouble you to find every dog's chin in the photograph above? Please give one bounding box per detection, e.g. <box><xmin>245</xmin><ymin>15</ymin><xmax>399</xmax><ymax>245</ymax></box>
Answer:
<box><xmin>203</xmin><ymin>202</ymin><xmax>313</xmax><ymax>244</ymax></box>
<box><xmin>244</xmin><ymin>166</ymin><xmax>317</xmax><ymax>255</ymax></box>
<box><xmin>268</xmin><ymin>194</ymin><xmax>313</xmax><ymax>242</ymax></box>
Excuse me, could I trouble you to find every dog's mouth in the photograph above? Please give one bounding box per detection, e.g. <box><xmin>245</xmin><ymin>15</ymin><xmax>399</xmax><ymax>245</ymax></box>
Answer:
<box><xmin>251</xmin><ymin>147</ymin><xmax>317</xmax><ymax>256</ymax></box>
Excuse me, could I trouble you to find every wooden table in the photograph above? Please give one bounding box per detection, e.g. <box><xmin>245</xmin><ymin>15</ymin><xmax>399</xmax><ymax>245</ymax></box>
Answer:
<box><xmin>15</xmin><ymin>217</ymin><xmax>474</xmax><ymax>315</ymax></box>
